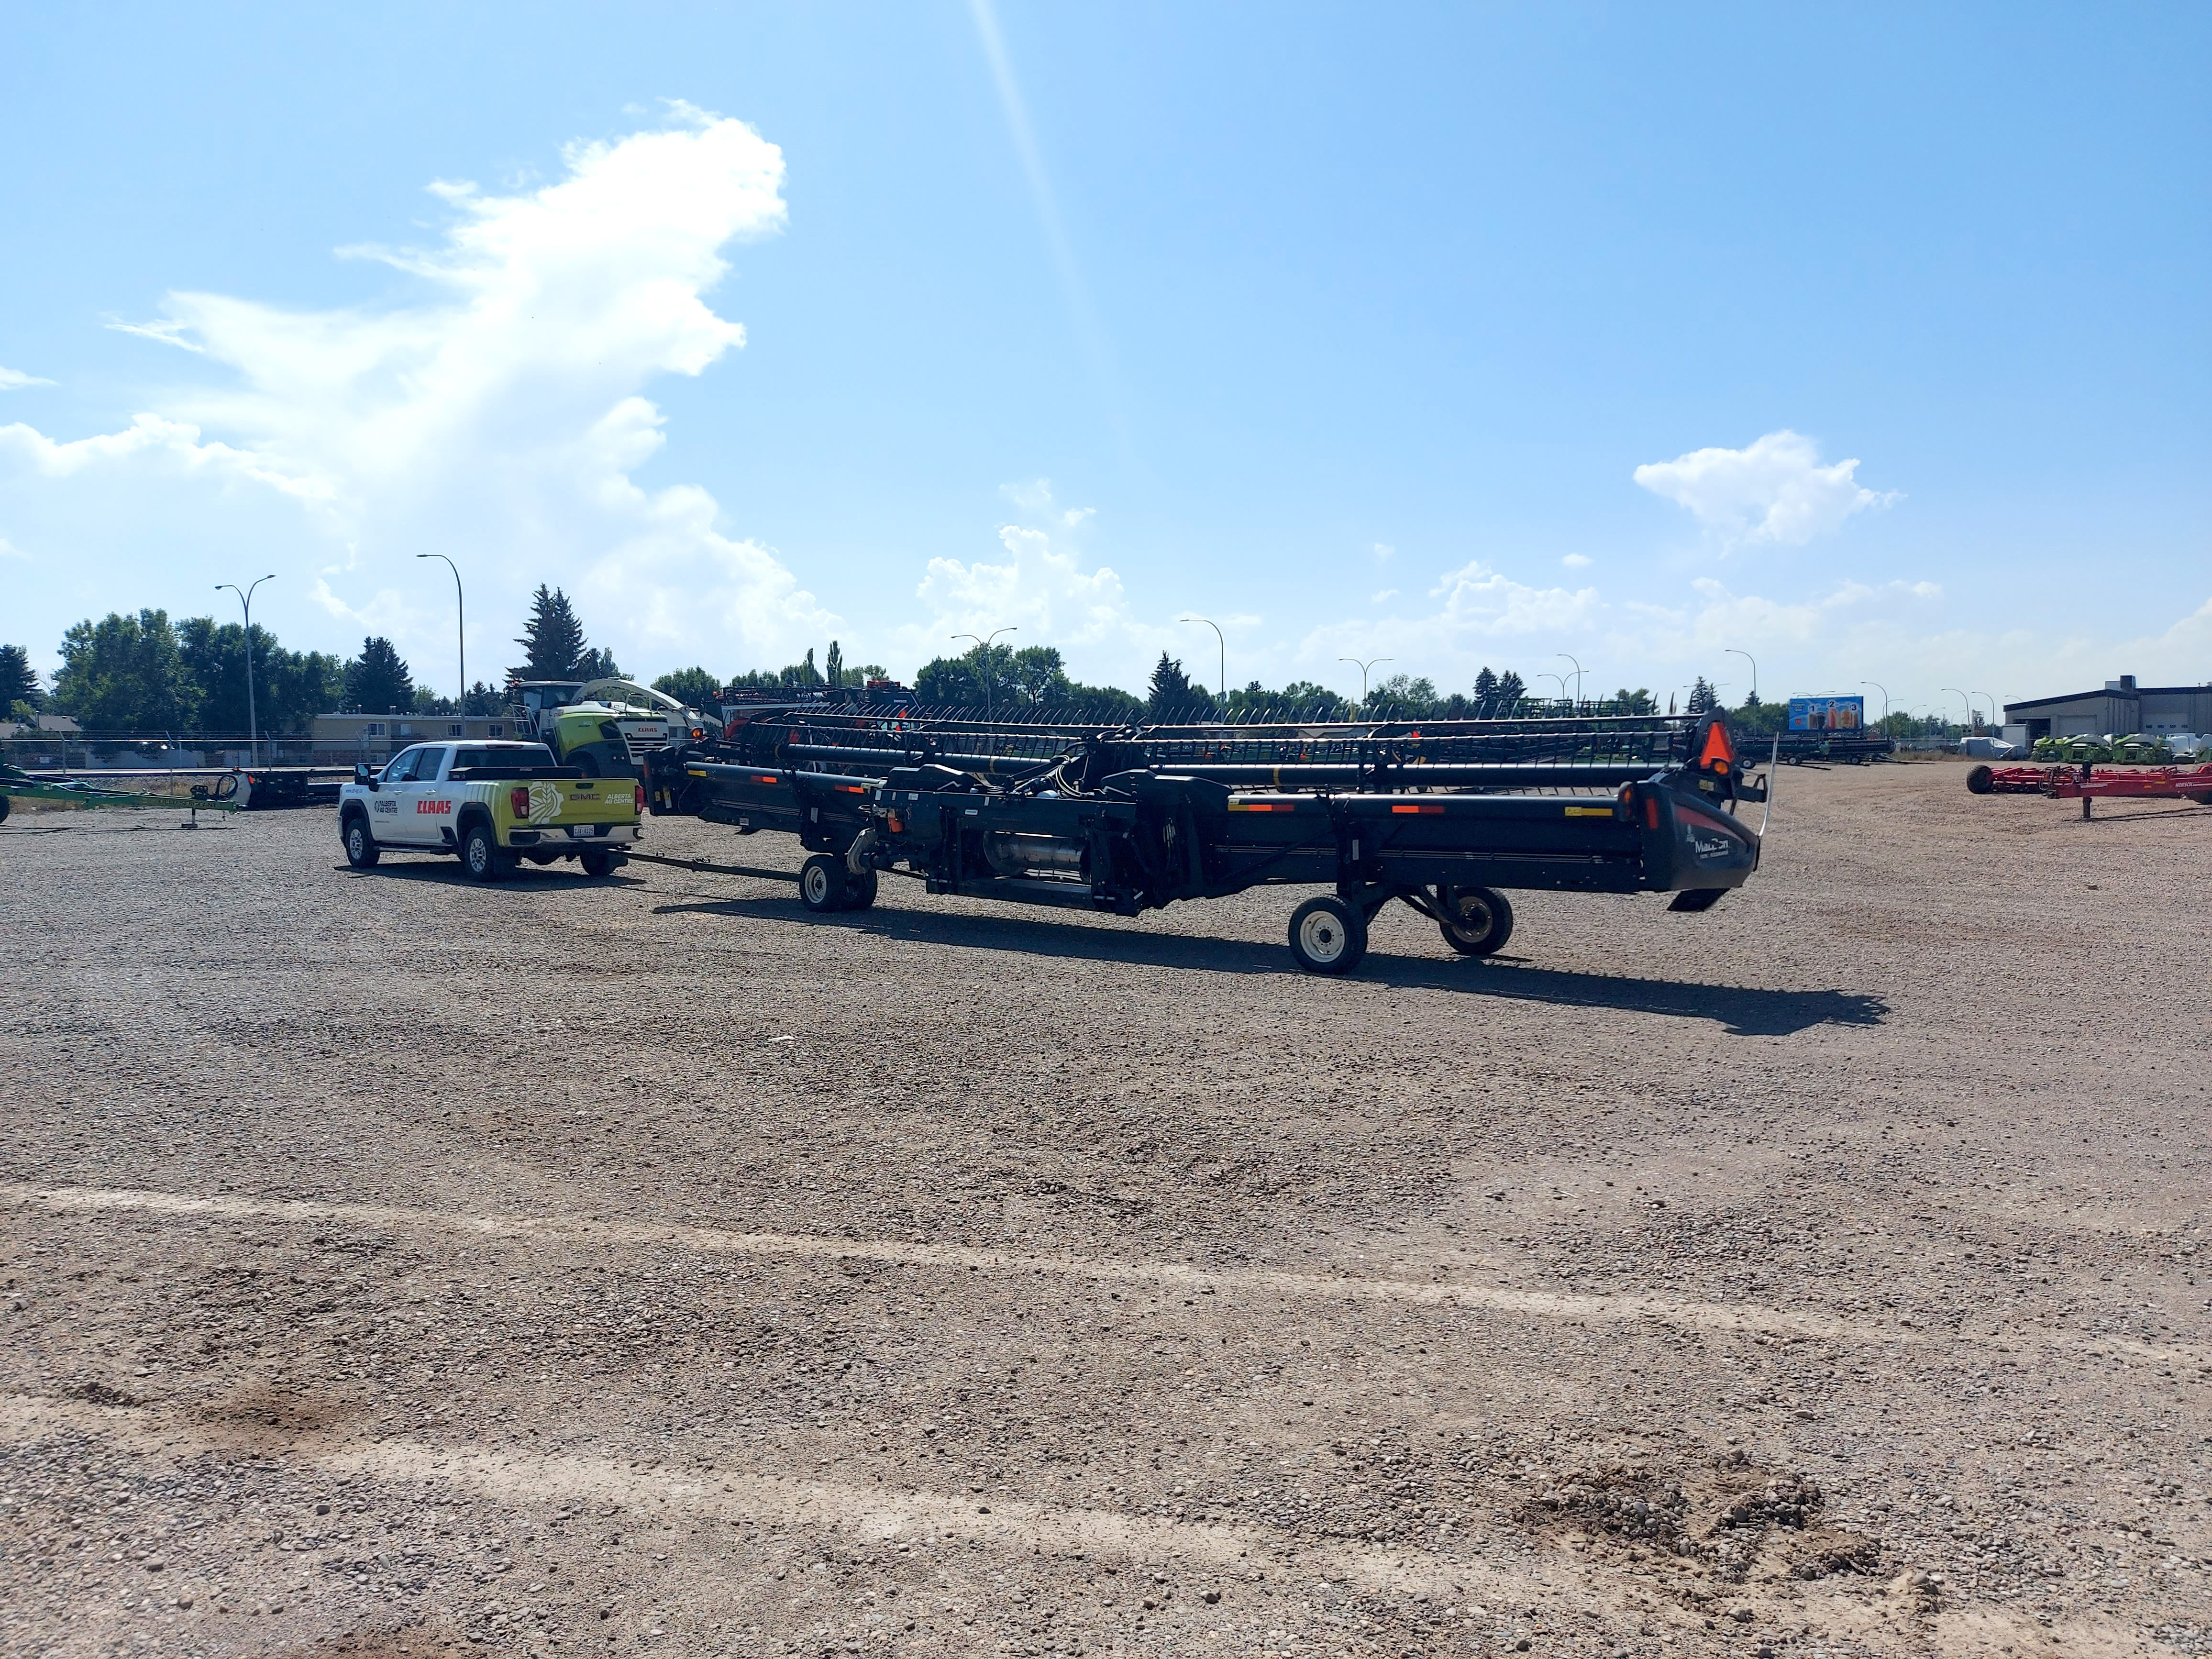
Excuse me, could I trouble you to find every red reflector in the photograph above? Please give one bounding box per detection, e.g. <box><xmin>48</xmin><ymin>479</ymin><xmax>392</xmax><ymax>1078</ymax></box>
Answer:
<box><xmin>634</xmin><ymin>783</ymin><xmax>646</xmax><ymax>814</ymax></box>
<box><xmin>1644</xmin><ymin>795</ymin><xmax>1660</xmax><ymax>831</ymax></box>
<box><xmin>510</xmin><ymin>787</ymin><xmax>530</xmax><ymax>818</ymax></box>
<box><xmin>1389</xmin><ymin>803</ymin><xmax>1444</xmax><ymax>814</ymax></box>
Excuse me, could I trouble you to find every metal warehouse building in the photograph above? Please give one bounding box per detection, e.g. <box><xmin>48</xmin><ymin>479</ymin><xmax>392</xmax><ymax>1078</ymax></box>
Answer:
<box><xmin>2003</xmin><ymin>675</ymin><xmax>2212</xmax><ymax>744</ymax></box>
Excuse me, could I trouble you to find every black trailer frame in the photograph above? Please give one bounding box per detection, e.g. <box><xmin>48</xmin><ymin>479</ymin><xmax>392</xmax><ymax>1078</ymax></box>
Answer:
<box><xmin>643</xmin><ymin>713</ymin><xmax>1765</xmax><ymax>974</ymax></box>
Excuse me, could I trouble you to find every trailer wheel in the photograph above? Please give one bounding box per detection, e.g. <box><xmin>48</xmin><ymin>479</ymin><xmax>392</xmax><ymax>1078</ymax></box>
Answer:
<box><xmin>1288</xmin><ymin>896</ymin><xmax>1367</xmax><ymax>975</ymax></box>
<box><xmin>1966</xmin><ymin>764</ymin><xmax>1994</xmax><ymax>795</ymax></box>
<box><xmin>0</xmin><ymin>793</ymin><xmax>12</xmax><ymax>824</ymax></box>
<box><xmin>842</xmin><ymin>867</ymin><xmax>879</xmax><ymax>910</ymax></box>
<box><xmin>342</xmin><ymin>814</ymin><xmax>380</xmax><ymax>869</ymax></box>
<box><xmin>462</xmin><ymin>822</ymin><xmax>505</xmax><ymax>883</ymax></box>
<box><xmin>1438</xmin><ymin>885</ymin><xmax>1514</xmax><ymax>956</ymax></box>
<box><xmin>800</xmin><ymin>853</ymin><xmax>847</xmax><ymax>913</ymax></box>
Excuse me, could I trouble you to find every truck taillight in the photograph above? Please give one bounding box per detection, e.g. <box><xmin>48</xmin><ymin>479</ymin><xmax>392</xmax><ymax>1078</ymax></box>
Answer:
<box><xmin>510</xmin><ymin>787</ymin><xmax>530</xmax><ymax>817</ymax></box>
<box><xmin>634</xmin><ymin>782</ymin><xmax>646</xmax><ymax>814</ymax></box>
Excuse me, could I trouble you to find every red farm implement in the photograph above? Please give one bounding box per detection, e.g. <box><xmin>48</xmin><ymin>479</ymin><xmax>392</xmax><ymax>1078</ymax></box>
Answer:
<box><xmin>1967</xmin><ymin>761</ymin><xmax>2212</xmax><ymax>817</ymax></box>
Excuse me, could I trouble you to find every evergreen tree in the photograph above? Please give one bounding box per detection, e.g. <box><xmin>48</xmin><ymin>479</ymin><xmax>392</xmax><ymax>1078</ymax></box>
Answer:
<box><xmin>1494</xmin><ymin>670</ymin><xmax>1527</xmax><ymax>711</ymax></box>
<box><xmin>0</xmin><ymin>644</ymin><xmax>40</xmax><ymax>712</ymax></box>
<box><xmin>1687</xmin><ymin>676</ymin><xmax>1718</xmax><ymax>715</ymax></box>
<box><xmin>346</xmin><ymin>637</ymin><xmax>416</xmax><ymax>713</ymax></box>
<box><xmin>1148</xmin><ymin>651</ymin><xmax>1214</xmax><ymax>718</ymax></box>
<box><xmin>50</xmin><ymin>610</ymin><xmax>199</xmax><ymax>732</ymax></box>
<box><xmin>572</xmin><ymin>645</ymin><xmax>623</xmax><ymax>681</ymax></box>
<box><xmin>1472</xmin><ymin>666</ymin><xmax>1499</xmax><ymax>712</ymax></box>
<box><xmin>512</xmin><ymin>585</ymin><xmax>589</xmax><ymax>678</ymax></box>
<box><xmin>824</xmin><ymin>641</ymin><xmax>844</xmax><ymax>688</ymax></box>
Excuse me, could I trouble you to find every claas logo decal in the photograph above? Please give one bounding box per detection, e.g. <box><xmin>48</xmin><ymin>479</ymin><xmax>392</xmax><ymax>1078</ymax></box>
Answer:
<box><xmin>416</xmin><ymin>800</ymin><xmax>453</xmax><ymax>815</ymax></box>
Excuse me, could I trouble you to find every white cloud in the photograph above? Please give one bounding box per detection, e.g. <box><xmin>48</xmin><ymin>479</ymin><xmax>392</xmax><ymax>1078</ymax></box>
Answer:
<box><xmin>1633</xmin><ymin>429</ymin><xmax>1898</xmax><ymax>546</ymax></box>
<box><xmin>1371</xmin><ymin>542</ymin><xmax>1395</xmax><ymax>562</ymax></box>
<box><xmin>1299</xmin><ymin>559</ymin><xmax>1598</xmax><ymax>678</ymax></box>
<box><xmin>0</xmin><ymin>367</ymin><xmax>55</xmax><ymax>390</ymax></box>
<box><xmin>1370</xmin><ymin>588</ymin><xmax>1398</xmax><ymax>604</ymax></box>
<box><xmin>0</xmin><ymin>106</ymin><xmax>830</xmax><ymax>686</ymax></box>
<box><xmin>1561</xmin><ymin>553</ymin><xmax>1592</xmax><ymax>569</ymax></box>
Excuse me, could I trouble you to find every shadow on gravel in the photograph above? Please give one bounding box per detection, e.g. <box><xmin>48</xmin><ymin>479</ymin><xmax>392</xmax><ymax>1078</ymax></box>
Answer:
<box><xmin>659</xmin><ymin>896</ymin><xmax>1886</xmax><ymax>1036</ymax></box>
<box><xmin>331</xmin><ymin>862</ymin><xmax>647</xmax><ymax>889</ymax></box>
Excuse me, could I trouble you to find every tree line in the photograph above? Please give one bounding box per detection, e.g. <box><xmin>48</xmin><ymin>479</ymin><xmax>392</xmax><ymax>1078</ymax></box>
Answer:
<box><xmin>3</xmin><ymin>584</ymin><xmax>630</xmax><ymax>735</ymax></box>
<box><xmin>5</xmin><ymin>579</ymin><xmax>1709</xmax><ymax>735</ymax></box>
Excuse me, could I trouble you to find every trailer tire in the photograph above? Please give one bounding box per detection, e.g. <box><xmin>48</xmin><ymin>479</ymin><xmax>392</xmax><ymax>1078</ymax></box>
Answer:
<box><xmin>1438</xmin><ymin>885</ymin><xmax>1513</xmax><ymax>956</ymax></box>
<box><xmin>342</xmin><ymin>813</ymin><xmax>380</xmax><ymax>869</ymax></box>
<box><xmin>579</xmin><ymin>847</ymin><xmax>618</xmax><ymax>878</ymax></box>
<box><xmin>462</xmin><ymin>822</ymin><xmax>505</xmax><ymax>883</ymax></box>
<box><xmin>0</xmin><ymin>793</ymin><xmax>11</xmax><ymax>824</ymax></box>
<box><xmin>1966</xmin><ymin>764</ymin><xmax>1994</xmax><ymax>795</ymax></box>
<box><xmin>842</xmin><ymin>867</ymin><xmax>878</xmax><ymax>910</ymax></box>
<box><xmin>800</xmin><ymin>853</ymin><xmax>847</xmax><ymax>913</ymax></box>
<box><xmin>1288</xmin><ymin>896</ymin><xmax>1367</xmax><ymax>975</ymax></box>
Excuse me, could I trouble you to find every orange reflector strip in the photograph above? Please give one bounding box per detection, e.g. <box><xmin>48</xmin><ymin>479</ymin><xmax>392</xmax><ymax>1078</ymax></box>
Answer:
<box><xmin>1390</xmin><ymin>803</ymin><xmax>1444</xmax><ymax>814</ymax></box>
<box><xmin>1563</xmin><ymin>805</ymin><xmax>1612</xmax><ymax>817</ymax></box>
<box><xmin>1645</xmin><ymin>796</ymin><xmax>1660</xmax><ymax>830</ymax></box>
<box><xmin>1227</xmin><ymin>800</ymin><xmax>1294</xmax><ymax>811</ymax></box>
<box><xmin>1698</xmin><ymin>721</ymin><xmax>1736</xmax><ymax>772</ymax></box>
<box><xmin>836</xmin><ymin>785</ymin><xmax>864</xmax><ymax>793</ymax></box>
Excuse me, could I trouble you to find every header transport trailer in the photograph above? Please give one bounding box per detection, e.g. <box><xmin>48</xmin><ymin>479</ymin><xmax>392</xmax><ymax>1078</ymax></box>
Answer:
<box><xmin>641</xmin><ymin>710</ymin><xmax>1768</xmax><ymax>975</ymax></box>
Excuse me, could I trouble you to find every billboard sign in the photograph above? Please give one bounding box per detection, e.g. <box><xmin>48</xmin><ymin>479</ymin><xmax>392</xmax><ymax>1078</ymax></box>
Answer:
<box><xmin>1788</xmin><ymin>695</ymin><xmax>1864</xmax><ymax>731</ymax></box>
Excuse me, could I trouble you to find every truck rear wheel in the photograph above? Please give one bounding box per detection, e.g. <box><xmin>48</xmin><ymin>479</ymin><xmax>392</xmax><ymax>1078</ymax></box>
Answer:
<box><xmin>579</xmin><ymin>847</ymin><xmax>618</xmax><ymax>878</ymax></box>
<box><xmin>343</xmin><ymin>815</ymin><xmax>380</xmax><ymax>869</ymax></box>
<box><xmin>1438</xmin><ymin>885</ymin><xmax>1513</xmax><ymax>956</ymax></box>
<box><xmin>800</xmin><ymin>854</ymin><xmax>847</xmax><ymax>913</ymax></box>
<box><xmin>1288</xmin><ymin>895</ymin><xmax>1366</xmax><ymax>975</ymax></box>
<box><xmin>462</xmin><ymin>822</ymin><xmax>505</xmax><ymax>883</ymax></box>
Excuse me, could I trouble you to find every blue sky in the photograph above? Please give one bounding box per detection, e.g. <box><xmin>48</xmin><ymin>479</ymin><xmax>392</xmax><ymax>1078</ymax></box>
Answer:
<box><xmin>2</xmin><ymin>2</ymin><xmax>2205</xmax><ymax>716</ymax></box>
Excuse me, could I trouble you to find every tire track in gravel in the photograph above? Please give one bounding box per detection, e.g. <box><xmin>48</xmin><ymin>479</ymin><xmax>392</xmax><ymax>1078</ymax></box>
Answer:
<box><xmin>0</xmin><ymin>1394</ymin><xmax>2144</xmax><ymax>1659</ymax></box>
<box><xmin>11</xmin><ymin>1182</ymin><xmax>2202</xmax><ymax>1370</ymax></box>
<box><xmin>0</xmin><ymin>1392</ymin><xmax>1576</xmax><ymax>1610</ymax></box>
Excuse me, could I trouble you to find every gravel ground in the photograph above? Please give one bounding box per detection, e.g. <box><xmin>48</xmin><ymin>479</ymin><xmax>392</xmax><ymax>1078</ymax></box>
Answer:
<box><xmin>1</xmin><ymin>760</ymin><xmax>2206</xmax><ymax>1659</ymax></box>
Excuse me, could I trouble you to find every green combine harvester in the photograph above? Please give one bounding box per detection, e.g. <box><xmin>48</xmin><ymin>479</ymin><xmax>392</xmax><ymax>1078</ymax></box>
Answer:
<box><xmin>0</xmin><ymin>761</ymin><xmax>241</xmax><ymax>824</ymax></box>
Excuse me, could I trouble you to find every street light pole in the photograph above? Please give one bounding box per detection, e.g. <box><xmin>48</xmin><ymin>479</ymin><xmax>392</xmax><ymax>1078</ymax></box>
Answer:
<box><xmin>1338</xmin><ymin>656</ymin><xmax>1392</xmax><ymax>704</ymax></box>
<box><xmin>1941</xmin><ymin>687</ymin><xmax>1972</xmax><ymax>731</ymax></box>
<box><xmin>1557</xmin><ymin>652</ymin><xmax>1584</xmax><ymax>708</ymax></box>
<box><xmin>1974</xmin><ymin>691</ymin><xmax>1999</xmax><ymax>732</ymax></box>
<box><xmin>1861</xmin><ymin>680</ymin><xmax>1890</xmax><ymax>726</ymax></box>
<box><xmin>416</xmin><ymin>554</ymin><xmax>465</xmax><ymax>714</ymax></box>
<box><xmin>1538</xmin><ymin>671</ymin><xmax>1570</xmax><ymax>709</ymax></box>
<box><xmin>1725</xmin><ymin>648</ymin><xmax>1758</xmax><ymax>705</ymax></box>
<box><xmin>215</xmin><ymin>575</ymin><xmax>276</xmax><ymax>766</ymax></box>
<box><xmin>1177</xmin><ymin>616</ymin><xmax>1226</xmax><ymax>700</ymax></box>
<box><xmin>950</xmin><ymin>627</ymin><xmax>1018</xmax><ymax>720</ymax></box>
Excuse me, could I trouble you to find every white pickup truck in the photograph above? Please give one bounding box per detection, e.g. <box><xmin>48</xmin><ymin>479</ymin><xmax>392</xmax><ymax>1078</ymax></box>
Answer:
<box><xmin>337</xmin><ymin>739</ymin><xmax>643</xmax><ymax>881</ymax></box>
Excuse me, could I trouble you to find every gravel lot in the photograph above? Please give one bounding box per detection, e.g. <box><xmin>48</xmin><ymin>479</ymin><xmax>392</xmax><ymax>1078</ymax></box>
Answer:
<box><xmin>2</xmin><ymin>760</ymin><xmax>2207</xmax><ymax>1659</ymax></box>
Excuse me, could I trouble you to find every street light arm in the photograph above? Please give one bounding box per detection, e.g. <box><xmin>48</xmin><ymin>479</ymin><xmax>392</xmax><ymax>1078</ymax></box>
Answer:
<box><xmin>417</xmin><ymin>554</ymin><xmax>465</xmax><ymax>708</ymax></box>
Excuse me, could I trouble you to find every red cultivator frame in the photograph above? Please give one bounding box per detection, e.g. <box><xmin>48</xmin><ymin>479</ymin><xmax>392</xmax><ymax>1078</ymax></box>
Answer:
<box><xmin>1968</xmin><ymin>762</ymin><xmax>2212</xmax><ymax>817</ymax></box>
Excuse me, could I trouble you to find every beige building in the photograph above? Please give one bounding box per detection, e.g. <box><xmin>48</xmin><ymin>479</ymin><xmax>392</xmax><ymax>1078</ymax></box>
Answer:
<box><xmin>311</xmin><ymin>713</ymin><xmax>522</xmax><ymax>763</ymax></box>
